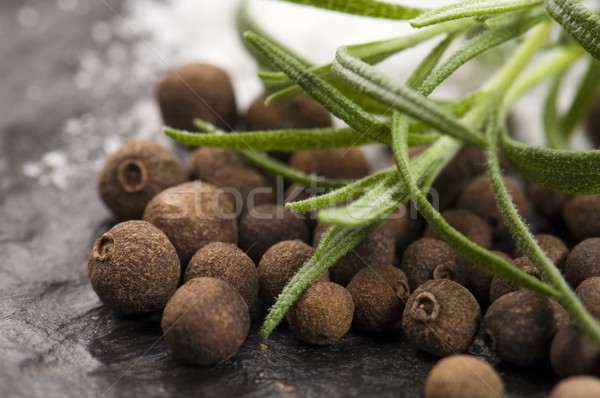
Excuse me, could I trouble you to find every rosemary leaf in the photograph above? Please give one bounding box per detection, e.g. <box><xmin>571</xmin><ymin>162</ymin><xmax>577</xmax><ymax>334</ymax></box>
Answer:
<box><xmin>543</xmin><ymin>74</ymin><xmax>568</xmax><ymax>149</ymax></box>
<box><xmin>560</xmin><ymin>58</ymin><xmax>600</xmax><ymax>137</ymax></box>
<box><xmin>274</xmin><ymin>0</ymin><xmax>424</xmax><ymax>20</ymax></box>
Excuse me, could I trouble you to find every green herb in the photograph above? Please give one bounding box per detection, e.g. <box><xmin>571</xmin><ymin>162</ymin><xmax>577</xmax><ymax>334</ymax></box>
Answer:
<box><xmin>167</xmin><ymin>0</ymin><xmax>600</xmax><ymax>345</ymax></box>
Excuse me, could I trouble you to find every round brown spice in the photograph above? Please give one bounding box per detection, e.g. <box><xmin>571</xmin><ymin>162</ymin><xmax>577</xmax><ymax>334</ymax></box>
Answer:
<box><xmin>245</xmin><ymin>93</ymin><xmax>332</xmax><ymax>131</ymax></box>
<box><xmin>402</xmin><ymin>279</ymin><xmax>481</xmax><ymax>357</ymax></box>
<box><xmin>489</xmin><ymin>257</ymin><xmax>540</xmax><ymax>303</ymax></box>
<box><xmin>461</xmin><ymin>250</ymin><xmax>511</xmax><ymax>305</ymax></box>
<box><xmin>142</xmin><ymin>181</ymin><xmax>238</xmax><ymax>267</ymax></box>
<box><xmin>565</xmin><ymin>238</ymin><xmax>600</xmax><ymax>288</ymax></box>
<box><xmin>424</xmin><ymin>355</ymin><xmax>504</xmax><ymax>398</ymax></box>
<box><xmin>155</xmin><ymin>63</ymin><xmax>236</xmax><ymax>132</ymax></box>
<box><xmin>98</xmin><ymin>140</ymin><xmax>186</xmax><ymax>220</ymax></box>
<box><xmin>184</xmin><ymin>242</ymin><xmax>258</xmax><ymax>306</ymax></box>
<box><xmin>286</xmin><ymin>281</ymin><xmax>354</xmax><ymax>345</ymax></box>
<box><xmin>346</xmin><ymin>265</ymin><xmax>410</xmax><ymax>332</ymax></box>
<box><xmin>401</xmin><ymin>238</ymin><xmax>463</xmax><ymax>291</ymax></box>
<box><xmin>514</xmin><ymin>234</ymin><xmax>569</xmax><ymax>270</ymax></box>
<box><xmin>528</xmin><ymin>183</ymin><xmax>571</xmax><ymax>221</ymax></box>
<box><xmin>258</xmin><ymin>240</ymin><xmax>328</xmax><ymax>307</ymax></box>
<box><xmin>576</xmin><ymin>277</ymin><xmax>600</xmax><ymax>320</ymax></box>
<box><xmin>424</xmin><ymin>209</ymin><xmax>491</xmax><ymax>249</ymax></box>
<box><xmin>550</xmin><ymin>324</ymin><xmax>600</xmax><ymax>379</ymax></box>
<box><xmin>161</xmin><ymin>277</ymin><xmax>250</xmax><ymax>365</ymax></box>
<box><xmin>548</xmin><ymin>376</ymin><xmax>600</xmax><ymax>398</ymax></box>
<box><xmin>88</xmin><ymin>220</ymin><xmax>180</xmax><ymax>314</ymax></box>
<box><xmin>563</xmin><ymin>195</ymin><xmax>600</xmax><ymax>241</ymax></box>
<box><xmin>289</xmin><ymin>148</ymin><xmax>369</xmax><ymax>180</ymax></box>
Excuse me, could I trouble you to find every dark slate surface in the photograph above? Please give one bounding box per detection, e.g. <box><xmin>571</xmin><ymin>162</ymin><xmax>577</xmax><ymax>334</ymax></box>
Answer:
<box><xmin>0</xmin><ymin>1</ymin><xmax>558</xmax><ymax>397</ymax></box>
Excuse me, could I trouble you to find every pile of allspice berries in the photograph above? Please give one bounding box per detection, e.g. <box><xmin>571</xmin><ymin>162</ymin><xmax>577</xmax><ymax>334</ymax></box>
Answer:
<box><xmin>88</xmin><ymin>62</ymin><xmax>600</xmax><ymax>398</ymax></box>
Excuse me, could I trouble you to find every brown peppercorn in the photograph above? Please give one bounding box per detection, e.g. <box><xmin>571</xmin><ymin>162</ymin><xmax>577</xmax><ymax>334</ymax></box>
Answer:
<box><xmin>424</xmin><ymin>355</ymin><xmax>505</xmax><ymax>398</ymax></box>
<box><xmin>88</xmin><ymin>220</ymin><xmax>180</xmax><ymax>314</ymax></box>
<box><xmin>313</xmin><ymin>222</ymin><xmax>395</xmax><ymax>286</ymax></box>
<box><xmin>483</xmin><ymin>290</ymin><xmax>555</xmax><ymax>365</ymax></box>
<box><xmin>142</xmin><ymin>181</ymin><xmax>238</xmax><ymax>267</ymax></box>
<box><xmin>457</xmin><ymin>174</ymin><xmax>527</xmax><ymax>238</ymax></box>
<box><xmin>400</xmin><ymin>238</ymin><xmax>464</xmax><ymax>291</ymax></box>
<box><xmin>184</xmin><ymin>242</ymin><xmax>258</xmax><ymax>306</ymax></box>
<box><xmin>161</xmin><ymin>277</ymin><xmax>249</xmax><ymax>365</ymax></box>
<box><xmin>565</xmin><ymin>238</ymin><xmax>600</xmax><ymax>288</ymax></box>
<box><xmin>286</xmin><ymin>281</ymin><xmax>354</xmax><ymax>345</ymax></box>
<box><xmin>528</xmin><ymin>182</ymin><xmax>571</xmax><ymax>221</ymax></box>
<box><xmin>187</xmin><ymin>147</ymin><xmax>276</xmax><ymax>213</ymax></box>
<box><xmin>402</xmin><ymin>279</ymin><xmax>481</xmax><ymax>357</ymax></box>
<box><xmin>98</xmin><ymin>140</ymin><xmax>187</xmax><ymax>220</ymax></box>
<box><xmin>387</xmin><ymin>204</ymin><xmax>410</xmax><ymax>246</ymax></box>
<box><xmin>289</xmin><ymin>148</ymin><xmax>369</xmax><ymax>180</ymax></box>
<box><xmin>346</xmin><ymin>265</ymin><xmax>410</xmax><ymax>332</ymax></box>
<box><xmin>258</xmin><ymin>240</ymin><xmax>329</xmax><ymax>307</ymax></box>
<box><xmin>461</xmin><ymin>250</ymin><xmax>511</xmax><ymax>305</ymax></box>
<box><xmin>155</xmin><ymin>63</ymin><xmax>237</xmax><ymax>132</ymax></box>
<box><xmin>514</xmin><ymin>234</ymin><xmax>569</xmax><ymax>270</ymax></box>
<box><xmin>489</xmin><ymin>257</ymin><xmax>540</xmax><ymax>303</ymax></box>
<box><xmin>239</xmin><ymin>204</ymin><xmax>310</xmax><ymax>264</ymax></box>
<box><xmin>563</xmin><ymin>195</ymin><xmax>600</xmax><ymax>241</ymax></box>
<box><xmin>548</xmin><ymin>376</ymin><xmax>600</xmax><ymax>398</ymax></box>
<box><xmin>576</xmin><ymin>277</ymin><xmax>600</xmax><ymax>319</ymax></box>
<box><xmin>423</xmin><ymin>209</ymin><xmax>491</xmax><ymax>249</ymax></box>
<box><xmin>551</xmin><ymin>324</ymin><xmax>600</xmax><ymax>378</ymax></box>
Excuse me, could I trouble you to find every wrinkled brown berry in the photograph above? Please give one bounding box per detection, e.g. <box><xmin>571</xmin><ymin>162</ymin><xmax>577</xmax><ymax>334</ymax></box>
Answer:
<box><xmin>161</xmin><ymin>277</ymin><xmax>249</xmax><ymax>365</ymax></box>
<box><xmin>565</xmin><ymin>238</ymin><xmax>600</xmax><ymax>288</ymax></box>
<box><xmin>98</xmin><ymin>140</ymin><xmax>186</xmax><ymax>220</ymax></box>
<box><xmin>289</xmin><ymin>148</ymin><xmax>369</xmax><ymax>180</ymax></box>
<box><xmin>402</xmin><ymin>279</ymin><xmax>481</xmax><ymax>357</ymax></box>
<box><xmin>184</xmin><ymin>242</ymin><xmax>258</xmax><ymax>306</ymax></box>
<box><xmin>286</xmin><ymin>281</ymin><xmax>354</xmax><ymax>345</ymax></box>
<box><xmin>461</xmin><ymin>250</ymin><xmax>511</xmax><ymax>305</ymax></box>
<box><xmin>489</xmin><ymin>257</ymin><xmax>540</xmax><ymax>303</ymax></box>
<box><xmin>423</xmin><ymin>209</ymin><xmax>491</xmax><ymax>249</ymax></box>
<box><xmin>548</xmin><ymin>376</ymin><xmax>600</xmax><ymax>398</ymax></box>
<box><xmin>156</xmin><ymin>63</ymin><xmax>236</xmax><ymax>131</ymax></box>
<box><xmin>551</xmin><ymin>324</ymin><xmax>600</xmax><ymax>378</ymax></box>
<box><xmin>88</xmin><ymin>220</ymin><xmax>180</xmax><ymax>314</ymax></box>
<box><xmin>576</xmin><ymin>277</ymin><xmax>600</xmax><ymax>319</ymax></box>
<box><xmin>514</xmin><ymin>234</ymin><xmax>568</xmax><ymax>270</ymax></box>
<box><xmin>528</xmin><ymin>183</ymin><xmax>571</xmax><ymax>221</ymax></box>
<box><xmin>563</xmin><ymin>195</ymin><xmax>600</xmax><ymax>241</ymax></box>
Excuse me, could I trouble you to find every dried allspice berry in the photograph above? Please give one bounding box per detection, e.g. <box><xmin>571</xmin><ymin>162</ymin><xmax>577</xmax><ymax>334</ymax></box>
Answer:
<box><xmin>402</xmin><ymin>279</ymin><xmax>481</xmax><ymax>357</ymax></box>
<box><xmin>142</xmin><ymin>181</ymin><xmax>238</xmax><ymax>267</ymax></box>
<box><xmin>161</xmin><ymin>277</ymin><xmax>250</xmax><ymax>365</ymax></box>
<box><xmin>563</xmin><ymin>195</ymin><xmax>600</xmax><ymax>241</ymax></box>
<box><xmin>184</xmin><ymin>242</ymin><xmax>258</xmax><ymax>307</ymax></box>
<box><xmin>514</xmin><ymin>234</ymin><xmax>569</xmax><ymax>270</ymax></box>
<box><xmin>461</xmin><ymin>250</ymin><xmax>511</xmax><ymax>305</ymax></box>
<box><xmin>239</xmin><ymin>204</ymin><xmax>310</xmax><ymax>264</ymax></box>
<box><xmin>528</xmin><ymin>182</ymin><xmax>571</xmax><ymax>221</ymax></box>
<box><xmin>550</xmin><ymin>324</ymin><xmax>600</xmax><ymax>378</ymax></box>
<box><xmin>258</xmin><ymin>239</ymin><xmax>329</xmax><ymax>307</ymax></box>
<box><xmin>98</xmin><ymin>139</ymin><xmax>186</xmax><ymax>220</ymax></box>
<box><xmin>400</xmin><ymin>238</ymin><xmax>464</xmax><ymax>291</ymax></box>
<box><xmin>548</xmin><ymin>376</ymin><xmax>600</xmax><ymax>398</ymax></box>
<box><xmin>575</xmin><ymin>277</ymin><xmax>600</xmax><ymax>319</ymax></box>
<box><xmin>156</xmin><ymin>63</ymin><xmax>237</xmax><ymax>131</ymax></box>
<box><xmin>286</xmin><ymin>281</ymin><xmax>354</xmax><ymax>345</ymax></box>
<box><xmin>289</xmin><ymin>148</ymin><xmax>369</xmax><ymax>180</ymax></box>
<box><xmin>565</xmin><ymin>238</ymin><xmax>600</xmax><ymax>288</ymax></box>
<box><xmin>489</xmin><ymin>257</ymin><xmax>540</xmax><ymax>303</ymax></box>
<box><xmin>88</xmin><ymin>220</ymin><xmax>180</xmax><ymax>314</ymax></box>
<box><xmin>423</xmin><ymin>209</ymin><xmax>491</xmax><ymax>249</ymax></box>
<box><xmin>424</xmin><ymin>355</ymin><xmax>505</xmax><ymax>398</ymax></box>
<box><xmin>483</xmin><ymin>290</ymin><xmax>555</xmax><ymax>365</ymax></box>
<box><xmin>313</xmin><ymin>222</ymin><xmax>395</xmax><ymax>287</ymax></box>
<box><xmin>346</xmin><ymin>265</ymin><xmax>410</xmax><ymax>332</ymax></box>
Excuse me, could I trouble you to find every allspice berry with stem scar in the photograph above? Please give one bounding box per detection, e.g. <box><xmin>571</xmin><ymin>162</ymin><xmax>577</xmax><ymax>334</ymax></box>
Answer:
<box><xmin>424</xmin><ymin>355</ymin><xmax>505</xmax><ymax>398</ymax></box>
<box><xmin>156</xmin><ymin>63</ymin><xmax>237</xmax><ymax>132</ymax></box>
<box><xmin>98</xmin><ymin>140</ymin><xmax>187</xmax><ymax>220</ymax></box>
<box><xmin>286</xmin><ymin>281</ymin><xmax>354</xmax><ymax>345</ymax></box>
<box><xmin>161</xmin><ymin>277</ymin><xmax>250</xmax><ymax>366</ymax></box>
<box><xmin>565</xmin><ymin>238</ymin><xmax>600</xmax><ymax>288</ymax></box>
<box><xmin>402</xmin><ymin>279</ymin><xmax>481</xmax><ymax>357</ymax></box>
<box><xmin>489</xmin><ymin>256</ymin><xmax>540</xmax><ymax>303</ymax></box>
<box><xmin>88</xmin><ymin>220</ymin><xmax>180</xmax><ymax>314</ymax></box>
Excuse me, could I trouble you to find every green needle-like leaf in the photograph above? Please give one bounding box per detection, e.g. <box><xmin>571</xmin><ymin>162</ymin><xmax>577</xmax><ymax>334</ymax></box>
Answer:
<box><xmin>274</xmin><ymin>0</ymin><xmax>424</xmax><ymax>20</ymax></box>
<box><xmin>411</xmin><ymin>0</ymin><xmax>542</xmax><ymax>27</ymax></box>
<box><xmin>543</xmin><ymin>74</ymin><xmax>568</xmax><ymax>149</ymax></box>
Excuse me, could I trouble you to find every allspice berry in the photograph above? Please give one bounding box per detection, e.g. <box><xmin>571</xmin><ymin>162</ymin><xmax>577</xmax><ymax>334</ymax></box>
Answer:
<box><xmin>424</xmin><ymin>355</ymin><xmax>505</xmax><ymax>398</ymax></box>
<box><xmin>98</xmin><ymin>140</ymin><xmax>187</xmax><ymax>220</ymax></box>
<box><xmin>258</xmin><ymin>240</ymin><xmax>329</xmax><ymax>307</ymax></box>
<box><xmin>483</xmin><ymin>290</ymin><xmax>555</xmax><ymax>365</ymax></box>
<box><xmin>184</xmin><ymin>242</ymin><xmax>258</xmax><ymax>307</ymax></box>
<box><xmin>565</xmin><ymin>238</ymin><xmax>600</xmax><ymax>288</ymax></box>
<box><xmin>575</xmin><ymin>277</ymin><xmax>600</xmax><ymax>319</ymax></box>
<box><xmin>88</xmin><ymin>220</ymin><xmax>180</xmax><ymax>314</ymax></box>
<box><xmin>489</xmin><ymin>257</ymin><xmax>540</xmax><ymax>303</ymax></box>
<box><xmin>187</xmin><ymin>147</ymin><xmax>275</xmax><ymax>212</ymax></box>
<box><xmin>346</xmin><ymin>265</ymin><xmax>410</xmax><ymax>332</ymax></box>
<box><xmin>548</xmin><ymin>376</ymin><xmax>600</xmax><ymax>398</ymax></box>
<box><xmin>514</xmin><ymin>234</ymin><xmax>569</xmax><ymax>270</ymax></box>
<box><xmin>457</xmin><ymin>174</ymin><xmax>527</xmax><ymax>238</ymax></box>
<box><xmin>550</xmin><ymin>324</ymin><xmax>600</xmax><ymax>378</ymax></box>
<box><xmin>313</xmin><ymin>222</ymin><xmax>395</xmax><ymax>286</ymax></box>
<box><xmin>156</xmin><ymin>63</ymin><xmax>237</xmax><ymax>131</ymax></box>
<box><xmin>289</xmin><ymin>148</ymin><xmax>369</xmax><ymax>180</ymax></box>
<box><xmin>387</xmin><ymin>204</ymin><xmax>410</xmax><ymax>246</ymax></box>
<box><xmin>423</xmin><ymin>209</ymin><xmax>491</xmax><ymax>249</ymax></box>
<box><xmin>402</xmin><ymin>279</ymin><xmax>481</xmax><ymax>357</ymax></box>
<box><xmin>161</xmin><ymin>277</ymin><xmax>250</xmax><ymax>365</ymax></box>
<box><xmin>461</xmin><ymin>250</ymin><xmax>511</xmax><ymax>305</ymax></box>
<box><xmin>142</xmin><ymin>181</ymin><xmax>238</xmax><ymax>267</ymax></box>
<box><xmin>239</xmin><ymin>204</ymin><xmax>310</xmax><ymax>264</ymax></box>
<box><xmin>563</xmin><ymin>195</ymin><xmax>600</xmax><ymax>241</ymax></box>
<box><xmin>286</xmin><ymin>281</ymin><xmax>354</xmax><ymax>345</ymax></box>
<box><xmin>528</xmin><ymin>182</ymin><xmax>571</xmax><ymax>221</ymax></box>
<box><xmin>401</xmin><ymin>238</ymin><xmax>464</xmax><ymax>291</ymax></box>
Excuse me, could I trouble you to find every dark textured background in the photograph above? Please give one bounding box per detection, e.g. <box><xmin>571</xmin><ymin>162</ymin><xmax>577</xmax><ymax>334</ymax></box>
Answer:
<box><xmin>0</xmin><ymin>1</ymin><xmax>558</xmax><ymax>397</ymax></box>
